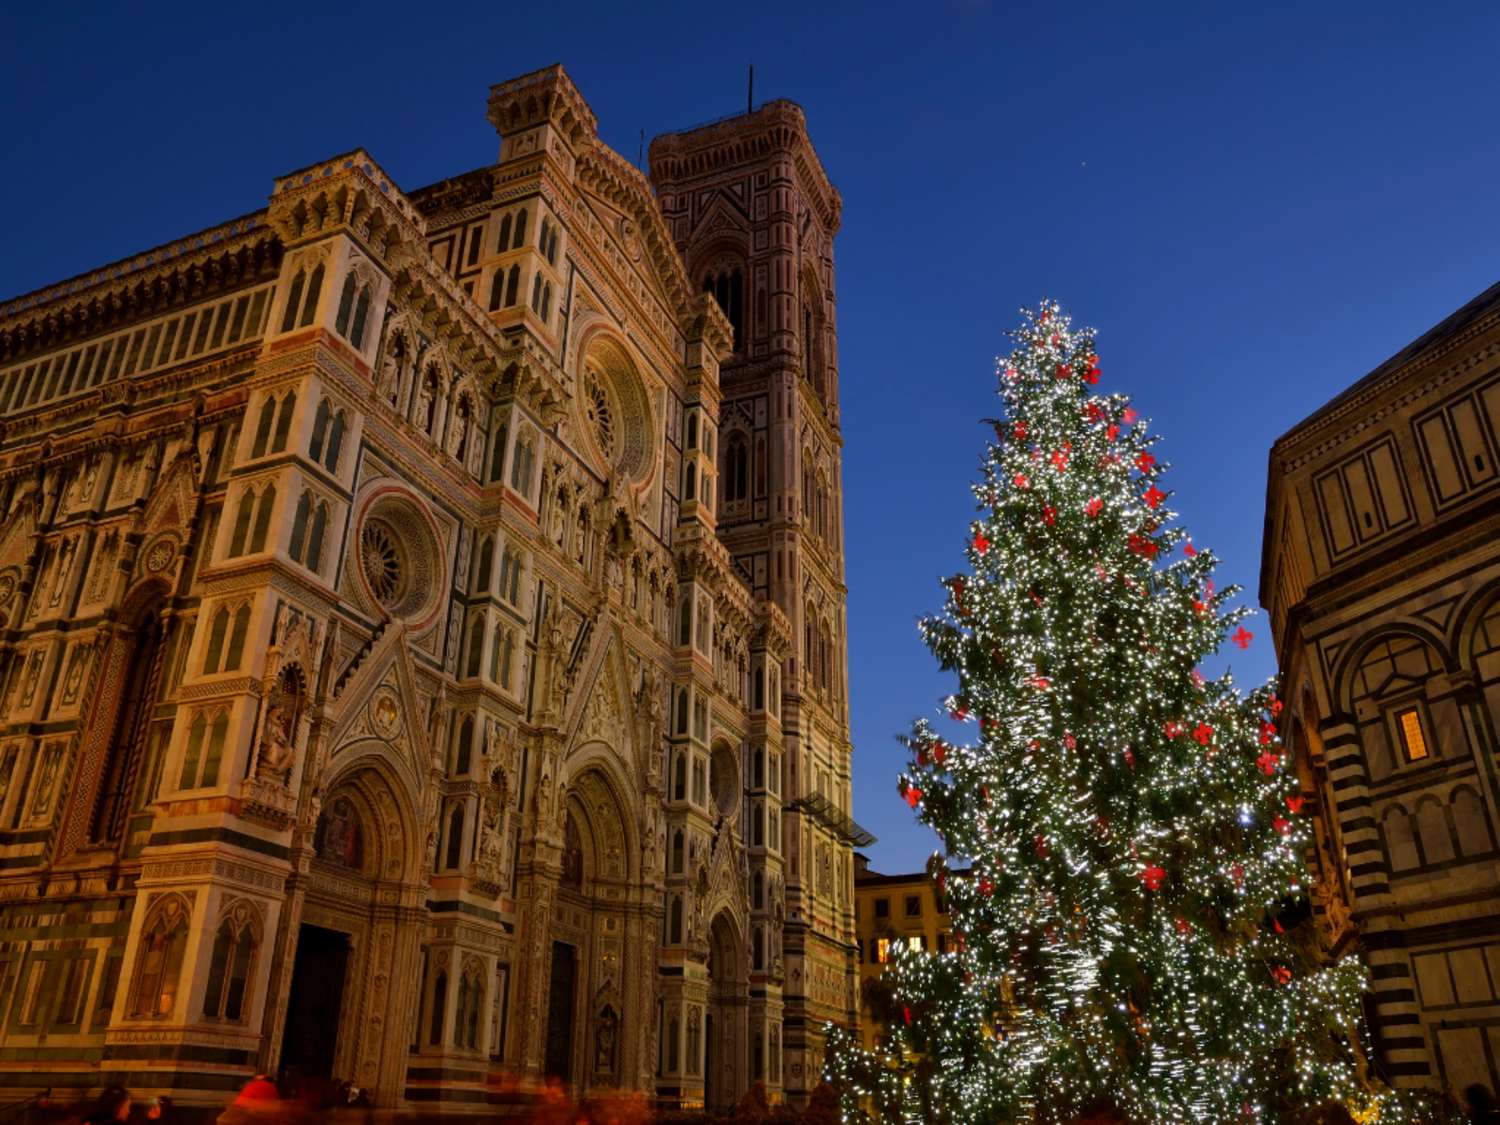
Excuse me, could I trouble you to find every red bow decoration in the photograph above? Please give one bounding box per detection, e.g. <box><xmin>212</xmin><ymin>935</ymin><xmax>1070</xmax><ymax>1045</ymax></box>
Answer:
<box><xmin>973</xmin><ymin>531</ymin><xmax>989</xmax><ymax>555</ymax></box>
<box><xmin>1140</xmin><ymin>865</ymin><xmax>1167</xmax><ymax>891</ymax></box>
<box><xmin>1056</xmin><ymin>363</ymin><xmax>1072</xmax><ymax>379</ymax></box>
<box><xmin>1042</xmin><ymin>505</ymin><xmax>1057</xmax><ymax>526</ymax></box>
<box><xmin>1106</xmin><ymin>423</ymin><xmax>1120</xmax><ymax>442</ymax></box>
<box><xmin>1193</xmin><ymin>722</ymin><xmax>1214</xmax><ymax>746</ymax></box>
<box><xmin>1174</xmin><ymin>917</ymin><xmax>1192</xmax><ymax>935</ymax></box>
<box><xmin>1123</xmin><ymin>408</ymin><xmax>1138</xmax><ymax>424</ymax></box>
<box><xmin>1286</xmin><ymin>794</ymin><xmax>1305</xmax><ymax>815</ymax></box>
<box><xmin>932</xmin><ymin>740</ymin><xmax>947</xmax><ymax>765</ymax></box>
<box><xmin>1184</xmin><ymin>539</ymin><xmax>1198</xmax><ymax>558</ymax></box>
<box><xmin>1232</xmin><ymin>863</ymin><xmax>1245</xmax><ymax>888</ymax></box>
<box><xmin>1232</xmin><ymin>626</ymin><xmax>1254</xmax><ymax>649</ymax></box>
<box><xmin>1085</xmin><ymin>497</ymin><xmax>1103</xmax><ymax>518</ymax></box>
<box><xmin>905</xmin><ymin>785</ymin><xmax>923</xmax><ymax>808</ymax></box>
<box><xmin>1124</xmin><ymin>748</ymin><xmax>1136</xmax><ymax>770</ymax></box>
<box><xmin>1271</xmin><ymin>966</ymin><xmax>1292</xmax><ymax>986</ymax></box>
<box><xmin>1128</xmin><ymin>534</ymin><xmax>1159</xmax><ymax>559</ymax></box>
<box><xmin>1273</xmin><ymin>817</ymin><xmax>1291</xmax><ymax>835</ymax></box>
<box><xmin>1144</xmin><ymin>485</ymin><xmax>1166</xmax><ymax>509</ymax></box>
<box><xmin>1085</xmin><ymin>402</ymin><xmax>1104</xmax><ymax>423</ymax></box>
<box><xmin>978</xmin><ymin>876</ymin><xmax>995</xmax><ymax>896</ymax></box>
<box><xmin>1013</xmin><ymin>420</ymin><xmax>1028</xmax><ymax>440</ymax></box>
<box><xmin>1027</xmin><ymin>675</ymin><xmax>1052</xmax><ymax>691</ymax></box>
<box><xmin>1256</xmin><ymin>751</ymin><xmax>1279</xmax><ymax>776</ymax></box>
<box><xmin>1051</xmin><ymin>447</ymin><xmax>1069</xmax><ymax>472</ymax></box>
<box><xmin>1014</xmin><ymin>472</ymin><xmax>1031</xmax><ymax>490</ymax></box>
<box><xmin>1135</xmin><ymin>452</ymin><xmax>1156</xmax><ymax>473</ymax></box>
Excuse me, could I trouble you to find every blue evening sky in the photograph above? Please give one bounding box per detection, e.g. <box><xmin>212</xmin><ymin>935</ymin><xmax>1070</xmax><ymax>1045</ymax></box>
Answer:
<box><xmin>3</xmin><ymin>3</ymin><xmax>1497</xmax><ymax>874</ymax></box>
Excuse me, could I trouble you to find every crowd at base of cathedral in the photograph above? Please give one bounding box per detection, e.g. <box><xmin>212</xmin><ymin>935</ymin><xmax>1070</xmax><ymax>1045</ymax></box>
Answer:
<box><xmin>0</xmin><ymin>58</ymin><xmax>1499</xmax><ymax>1123</ymax></box>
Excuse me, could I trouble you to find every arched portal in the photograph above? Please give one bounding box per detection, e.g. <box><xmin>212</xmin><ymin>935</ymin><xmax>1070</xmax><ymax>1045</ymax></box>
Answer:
<box><xmin>705</xmin><ymin>910</ymin><xmax>747</xmax><ymax>1113</ymax></box>
<box><xmin>545</xmin><ymin>766</ymin><xmax>634</xmax><ymax>1097</ymax></box>
<box><xmin>275</xmin><ymin>755</ymin><xmax>422</xmax><ymax>1105</ymax></box>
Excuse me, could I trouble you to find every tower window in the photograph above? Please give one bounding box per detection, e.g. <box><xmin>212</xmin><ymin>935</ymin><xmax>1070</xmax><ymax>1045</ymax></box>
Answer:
<box><xmin>1397</xmin><ymin>707</ymin><xmax>1429</xmax><ymax>762</ymax></box>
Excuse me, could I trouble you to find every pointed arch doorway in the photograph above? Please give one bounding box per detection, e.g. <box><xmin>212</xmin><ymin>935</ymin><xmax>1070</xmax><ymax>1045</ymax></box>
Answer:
<box><xmin>274</xmin><ymin>758</ymin><xmax>423</xmax><ymax>1104</ymax></box>
<box><xmin>704</xmin><ymin>911</ymin><xmax>747</xmax><ymax>1113</ymax></box>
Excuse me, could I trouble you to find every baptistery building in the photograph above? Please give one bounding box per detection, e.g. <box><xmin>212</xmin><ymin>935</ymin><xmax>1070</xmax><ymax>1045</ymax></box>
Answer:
<box><xmin>0</xmin><ymin>65</ymin><xmax>865</xmax><ymax>1112</ymax></box>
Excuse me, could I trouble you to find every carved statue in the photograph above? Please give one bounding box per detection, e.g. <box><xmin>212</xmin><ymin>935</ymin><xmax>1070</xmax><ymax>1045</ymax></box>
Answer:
<box><xmin>258</xmin><ymin>698</ymin><xmax>296</xmax><ymax>782</ymax></box>
<box><xmin>595</xmin><ymin>1005</ymin><xmax>618</xmax><ymax>1073</ymax></box>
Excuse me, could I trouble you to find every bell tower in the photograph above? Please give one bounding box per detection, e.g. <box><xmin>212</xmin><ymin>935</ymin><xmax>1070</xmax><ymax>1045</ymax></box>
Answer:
<box><xmin>652</xmin><ymin>100</ymin><xmax>865</xmax><ymax>1104</ymax></box>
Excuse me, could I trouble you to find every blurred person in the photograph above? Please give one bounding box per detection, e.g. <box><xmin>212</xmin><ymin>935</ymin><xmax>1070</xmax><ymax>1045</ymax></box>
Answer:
<box><xmin>82</xmin><ymin>1086</ymin><xmax>130</xmax><ymax>1125</ymax></box>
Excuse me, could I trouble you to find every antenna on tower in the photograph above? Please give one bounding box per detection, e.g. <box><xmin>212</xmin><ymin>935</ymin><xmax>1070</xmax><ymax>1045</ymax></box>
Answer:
<box><xmin>638</xmin><ymin>129</ymin><xmax>644</xmax><ymax>169</ymax></box>
<box><xmin>747</xmin><ymin>65</ymin><xmax>754</xmax><ymax>114</ymax></box>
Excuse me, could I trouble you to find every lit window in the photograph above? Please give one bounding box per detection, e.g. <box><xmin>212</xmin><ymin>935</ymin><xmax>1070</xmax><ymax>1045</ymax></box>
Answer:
<box><xmin>875</xmin><ymin>938</ymin><xmax>890</xmax><ymax>964</ymax></box>
<box><xmin>1398</xmin><ymin>708</ymin><xmax>1429</xmax><ymax>762</ymax></box>
<box><xmin>906</xmin><ymin>936</ymin><xmax>924</xmax><ymax>952</ymax></box>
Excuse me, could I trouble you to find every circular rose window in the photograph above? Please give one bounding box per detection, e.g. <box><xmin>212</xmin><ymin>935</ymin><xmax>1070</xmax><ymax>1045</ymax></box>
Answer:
<box><xmin>354</xmin><ymin>494</ymin><xmax>441</xmax><ymax>624</ymax></box>
<box><xmin>576</xmin><ymin>341</ymin><xmax>652</xmax><ymax>483</ymax></box>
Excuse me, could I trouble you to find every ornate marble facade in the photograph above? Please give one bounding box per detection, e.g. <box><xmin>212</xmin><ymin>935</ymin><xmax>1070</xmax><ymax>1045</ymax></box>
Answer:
<box><xmin>0</xmin><ymin>64</ymin><xmax>864</xmax><ymax>1112</ymax></box>
<box><xmin>1262</xmin><ymin>279</ymin><xmax>1500</xmax><ymax>1102</ymax></box>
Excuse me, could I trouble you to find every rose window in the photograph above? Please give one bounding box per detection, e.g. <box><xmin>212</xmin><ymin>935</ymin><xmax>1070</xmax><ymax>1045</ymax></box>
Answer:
<box><xmin>360</xmin><ymin>519</ymin><xmax>406</xmax><ymax>607</ymax></box>
<box><xmin>584</xmin><ymin>368</ymin><xmax>616</xmax><ymax>463</ymax></box>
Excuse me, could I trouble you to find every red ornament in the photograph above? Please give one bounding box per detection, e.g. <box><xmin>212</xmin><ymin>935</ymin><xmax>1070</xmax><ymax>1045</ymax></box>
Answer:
<box><xmin>1135</xmin><ymin>452</ymin><xmax>1156</xmax><ymax>473</ymax></box>
<box><xmin>1232</xmin><ymin>626</ymin><xmax>1254</xmax><ymax>650</ymax></box>
<box><xmin>978</xmin><ymin>876</ymin><xmax>995</xmax><ymax>896</ymax></box>
<box><xmin>1256</xmin><ymin>750</ymin><xmax>1279</xmax><ymax>776</ymax></box>
<box><xmin>1259</xmin><ymin>722</ymin><xmax>1276</xmax><ymax>746</ymax></box>
<box><xmin>1087</xmin><ymin>353</ymin><xmax>1099</xmax><ymax>367</ymax></box>
<box><xmin>1004</xmin><ymin>366</ymin><xmax>1018</xmax><ymax>382</ymax></box>
<box><xmin>903</xmin><ymin>1004</ymin><xmax>913</xmax><ymax>1025</ymax></box>
<box><xmin>1051</xmin><ymin>447</ymin><xmax>1069</xmax><ymax>472</ymax></box>
<box><xmin>1084</xmin><ymin>365</ymin><xmax>1100</xmax><ymax>385</ymax></box>
<box><xmin>1192</xmin><ymin>669</ymin><xmax>1206</xmax><ymax>690</ymax></box>
<box><xmin>1286</xmin><ymin>794</ymin><xmax>1305</xmax><ymax>815</ymax></box>
<box><xmin>1106</xmin><ymin>423</ymin><xmax>1120</xmax><ymax>442</ymax></box>
<box><xmin>1140</xmin><ymin>865</ymin><xmax>1167</xmax><ymax>891</ymax></box>
<box><xmin>1143</xmin><ymin>485</ymin><xmax>1166</xmax><ymax>509</ymax></box>
<box><xmin>1192</xmin><ymin>599</ymin><xmax>1207</xmax><ymax>615</ymax></box>
<box><xmin>1027</xmin><ymin>675</ymin><xmax>1052</xmax><ymax>691</ymax></box>
<box><xmin>1039</xmin><ymin>309</ymin><xmax>1050</xmax><ymax>323</ymax></box>
<box><xmin>1124</xmin><ymin>748</ymin><xmax>1136</xmax><ymax>769</ymax></box>
<box><xmin>1013</xmin><ymin>420</ymin><xmax>1028</xmax><ymax>440</ymax></box>
<box><xmin>905</xmin><ymin>785</ymin><xmax>923</xmax><ymax>808</ymax></box>
<box><xmin>1041</xmin><ymin>505</ymin><xmax>1057</xmax><ymax>526</ymax></box>
<box><xmin>1034</xmin><ymin>834</ymin><xmax>1049</xmax><ymax>858</ymax></box>
<box><xmin>1085</xmin><ymin>497</ymin><xmax>1103</xmax><ymax>518</ymax></box>
<box><xmin>933</xmin><ymin>740</ymin><xmax>947</xmax><ymax>765</ymax></box>
<box><xmin>1014</xmin><ymin>472</ymin><xmax>1030</xmax><ymax>490</ymax></box>
<box><xmin>1123</xmin><ymin>408</ymin><xmax>1138</xmax><ymax>424</ymax></box>
<box><xmin>1193</xmin><ymin>722</ymin><xmax>1214</xmax><ymax>746</ymax></box>
<box><xmin>1269</xmin><ymin>695</ymin><xmax>1284</xmax><ymax>716</ymax></box>
<box><xmin>1273</xmin><ymin>816</ymin><xmax>1291</xmax><ymax>835</ymax></box>
<box><xmin>1184</xmin><ymin>539</ymin><xmax>1198</xmax><ymax>558</ymax></box>
<box><xmin>1085</xmin><ymin>402</ymin><xmax>1104</xmax><ymax>423</ymax></box>
<box><xmin>972</xmin><ymin>531</ymin><xmax>989</xmax><ymax>555</ymax></box>
<box><xmin>1174</xmin><ymin>917</ymin><xmax>1193</xmax><ymax>936</ymax></box>
<box><xmin>1232</xmin><ymin>863</ymin><xmax>1245</xmax><ymax>888</ymax></box>
<box><xmin>1063</xmin><ymin>732</ymin><xmax>1077</xmax><ymax>751</ymax></box>
<box><xmin>1271</xmin><ymin>966</ymin><xmax>1292</xmax><ymax>986</ymax></box>
<box><xmin>1128</xmin><ymin>534</ymin><xmax>1159</xmax><ymax>559</ymax></box>
<box><xmin>1272</xmin><ymin>917</ymin><xmax>1284</xmax><ymax>934</ymax></box>
<box><xmin>1164</xmin><ymin>721</ymin><xmax>1185</xmax><ymax>740</ymax></box>
<box><xmin>1056</xmin><ymin>363</ymin><xmax>1072</xmax><ymax>379</ymax></box>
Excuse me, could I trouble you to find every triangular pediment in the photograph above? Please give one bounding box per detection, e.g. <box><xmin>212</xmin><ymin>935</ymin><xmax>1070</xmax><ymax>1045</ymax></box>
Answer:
<box><xmin>564</xmin><ymin>622</ymin><xmax>633</xmax><ymax>764</ymax></box>
<box><xmin>138</xmin><ymin>448</ymin><xmax>200</xmax><ymax>537</ymax></box>
<box><xmin>327</xmin><ymin>622</ymin><xmax>433</xmax><ymax>789</ymax></box>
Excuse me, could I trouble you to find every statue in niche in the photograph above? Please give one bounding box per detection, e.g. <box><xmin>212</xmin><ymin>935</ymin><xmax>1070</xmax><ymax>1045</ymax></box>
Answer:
<box><xmin>315</xmin><ymin>795</ymin><xmax>362</xmax><ymax>869</ymax></box>
<box><xmin>258</xmin><ymin>667</ymin><xmax>304</xmax><ymax>783</ymax></box>
<box><xmin>595</xmin><ymin>1005</ymin><xmax>618</xmax><ymax>1073</ymax></box>
<box><xmin>562</xmin><ymin>813</ymin><xmax>584</xmax><ymax>889</ymax></box>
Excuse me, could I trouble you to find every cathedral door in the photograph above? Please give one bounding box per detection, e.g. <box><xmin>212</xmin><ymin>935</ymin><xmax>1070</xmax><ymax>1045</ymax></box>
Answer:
<box><xmin>544</xmin><ymin>941</ymin><xmax>577</xmax><ymax>1080</ymax></box>
<box><xmin>279</xmin><ymin>924</ymin><xmax>350</xmax><ymax>1083</ymax></box>
<box><xmin>706</xmin><ymin>912</ymin><xmax>746</xmax><ymax>1113</ymax></box>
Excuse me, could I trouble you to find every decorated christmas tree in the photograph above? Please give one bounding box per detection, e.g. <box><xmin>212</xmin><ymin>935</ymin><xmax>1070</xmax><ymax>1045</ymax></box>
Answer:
<box><xmin>828</xmin><ymin>303</ymin><xmax>1448</xmax><ymax>1123</ymax></box>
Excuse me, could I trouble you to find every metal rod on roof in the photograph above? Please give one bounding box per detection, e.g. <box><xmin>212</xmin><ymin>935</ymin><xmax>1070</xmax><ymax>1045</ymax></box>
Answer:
<box><xmin>748</xmin><ymin>65</ymin><xmax>754</xmax><ymax>114</ymax></box>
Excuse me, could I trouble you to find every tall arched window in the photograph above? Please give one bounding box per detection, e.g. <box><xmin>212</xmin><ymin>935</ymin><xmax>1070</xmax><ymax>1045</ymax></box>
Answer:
<box><xmin>203</xmin><ymin>914</ymin><xmax>256</xmax><ymax>1021</ymax></box>
<box><xmin>703</xmin><ymin>267</ymin><xmax>745</xmax><ymax>349</ymax></box>
<box><xmin>334</xmin><ymin>274</ymin><xmax>357</xmax><ymax>337</ymax></box>
<box><xmin>130</xmin><ymin>898</ymin><xmax>189</xmax><ymax>1018</ymax></box>
<box><xmin>309</xmin><ymin>399</ymin><xmax>331</xmax><ymax>463</ymax></box>
<box><xmin>225</xmin><ymin>606</ymin><xmax>250</xmax><ymax>672</ymax></box>
<box><xmin>251</xmin><ymin>396</ymin><xmax>276</xmax><ymax>458</ymax></box>
<box><xmin>299</xmin><ymin>264</ymin><xmax>324</xmax><ymax>328</ymax></box>
<box><xmin>474</xmin><ymin>537</ymin><xmax>494</xmax><ymax>595</ymax></box>
<box><xmin>453</xmin><ymin>397</ymin><xmax>473</xmax><ymax>464</ymax></box>
<box><xmin>289</xmin><ymin>492</ymin><xmax>311</xmax><ymax>561</ymax></box>
<box><xmin>306</xmin><ymin>503</ymin><xmax>328</xmax><ymax>574</ymax></box>
<box><xmin>671</xmin><ymin>830</ymin><xmax>684</xmax><ymax>874</ymax></box>
<box><xmin>496</xmin><ymin>214</ymin><xmax>512</xmax><ymax>253</ymax></box>
<box><xmin>179</xmin><ymin>715</ymin><xmax>207</xmax><ymax>790</ymax></box>
<box><xmin>350</xmin><ymin>286</ymin><xmax>371</xmax><ymax>350</ymax></box>
<box><xmin>445</xmin><ymin>804</ymin><xmax>465</xmax><ymax>870</ymax></box>
<box><xmin>202</xmin><ymin>607</ymin><xmax>230</xmax><ymax>674</ymax></box>
<box><xmin>504</xmin><ymin>265</ymin><xmax>520</xmax><ymax>307</ymax></box>
<box><xmin>489</xmin><ymin>425</ymin><xmax>508</xmax><ymax>483</ymax></box>
<box><xmin>454</xmin><ymin>717</ymin><xmax>474</xmax><ymax>776</ymax></box>
<box><xmin>249</xmin><ymin>485</ymin><xmax>276</xmax><ymax>553</ymax></box>
<box><xmin>723</xmin><ymin>433</ymin><xmax>748</xmax><ymax>505</ymax></box>
<box><xmin>465</xmin><ymin>617</ymin><xmax>485</xmax><ymax>679</ymax></box>
<box><xmin>488</xmin><ymin>271</ymin><xmax>505</xmax><ymax>312</ymax></box>
<box><xmin>280</xmin><ymin>270</ymin><xmax>306</xmax><ymax>334</ymax></box>
<box><xmin>271</xmin><ymin>391</ymin><xmax>296</xmax><ymax>453</ymax></box>
<box><xmin>510</xmin><ymin>436</ymin><xmax>534</xmax><ymax>494</ymax></box>
<box><xmin>92</xmin><ymin>603</ymin><xmax>166</xmax><ymax>842</ymax></box>
<box><xmin>669</xmin><ymin>897</ymin><xmax>683</xmax><ymax>944</ymax></box>
<box><xmin>325</xmin><ymin>411</ymin><xmax>345</xmax><ymax>472</ymax></box>
<box><xmin>512</xmin><ymin>209</ymin><xmax>528</xmax><ymax>249</ymax></box>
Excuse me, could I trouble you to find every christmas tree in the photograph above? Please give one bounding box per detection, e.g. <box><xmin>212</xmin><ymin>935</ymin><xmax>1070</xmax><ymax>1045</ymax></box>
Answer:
<box><xmin>828</xmin><ymin>303</ymin><xmax>1449</xmax><ymax>1123</ymax></box>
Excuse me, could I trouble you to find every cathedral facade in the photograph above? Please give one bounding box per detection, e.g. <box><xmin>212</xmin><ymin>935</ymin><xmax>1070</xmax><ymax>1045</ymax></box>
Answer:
<box><xmin>0</xmin><ymin>65</ymin><xmax>864</xmax><ymax>1112</ymax></box>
